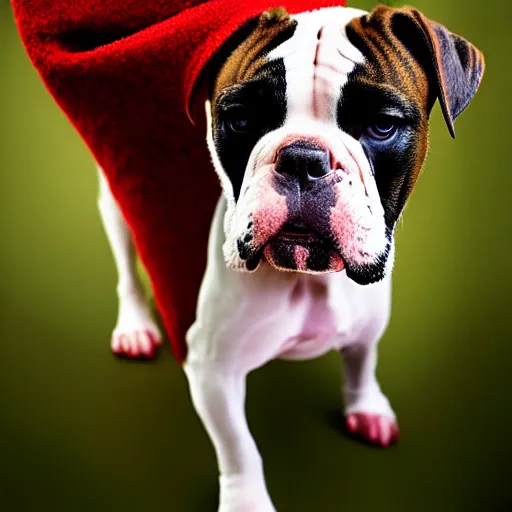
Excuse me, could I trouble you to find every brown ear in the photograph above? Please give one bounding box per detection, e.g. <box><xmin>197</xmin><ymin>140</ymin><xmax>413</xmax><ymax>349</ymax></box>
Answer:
<box><xmin>386</xmin><ymin>6</ymin><xmax>485</xmax><ymax>138</ymax></box>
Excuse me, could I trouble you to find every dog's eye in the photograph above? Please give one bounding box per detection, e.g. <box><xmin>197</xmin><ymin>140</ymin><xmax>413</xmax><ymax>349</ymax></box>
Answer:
<box><xmin>225</xmin><ymin>108</ymin><xmax>252</xmax><ymax>134</ymax></box>
<box><xmin>366</xmin><ymin>117</ymin><xmax>398</xmax><ymax>140</ymax></box>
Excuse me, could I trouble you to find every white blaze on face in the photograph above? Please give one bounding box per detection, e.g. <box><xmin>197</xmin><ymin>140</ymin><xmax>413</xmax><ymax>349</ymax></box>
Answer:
<box><xmin>269</xmin><ymin>7</ymin><xmax>367</xmax><ymax>123</ymax></box>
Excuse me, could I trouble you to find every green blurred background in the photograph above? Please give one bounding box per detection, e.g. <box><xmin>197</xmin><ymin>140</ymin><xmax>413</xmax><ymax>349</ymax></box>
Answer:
<box><xmin>0</xmin><ymin>0</ymin><xmax>510</xmax><ymax>510</ymax></box>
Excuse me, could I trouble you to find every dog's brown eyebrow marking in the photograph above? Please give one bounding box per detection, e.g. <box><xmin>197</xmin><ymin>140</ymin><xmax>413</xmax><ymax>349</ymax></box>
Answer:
<box><xmin>212</xmin><ymin>9</ymin><xmax>298</xmax><ymax>103</ymax></box>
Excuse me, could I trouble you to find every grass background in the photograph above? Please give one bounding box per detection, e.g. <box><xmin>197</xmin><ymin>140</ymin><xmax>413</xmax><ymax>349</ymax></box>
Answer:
<box><xmin>1</xmin><ymin>0</ymin><xmax>511</xmax><ymax>510</ymax></box>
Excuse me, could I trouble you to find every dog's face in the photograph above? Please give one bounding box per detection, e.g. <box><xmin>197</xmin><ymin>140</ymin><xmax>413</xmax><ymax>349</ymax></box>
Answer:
<box><xmin>205</xmin><ymin>5</ymin><xmax>484</xmax><ymax>284</ymax></box>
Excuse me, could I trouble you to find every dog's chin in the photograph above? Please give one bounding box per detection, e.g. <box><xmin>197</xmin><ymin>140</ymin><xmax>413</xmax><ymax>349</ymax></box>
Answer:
<box><xmin>262</xmin><ymin>229</ymin><xmax>345</xmax><ymax>274</ymax></box>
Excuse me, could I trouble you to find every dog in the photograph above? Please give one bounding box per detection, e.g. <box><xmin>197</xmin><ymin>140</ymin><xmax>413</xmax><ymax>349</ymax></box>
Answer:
<box><xmin>96</xmin><ymin>5</ymin><xmax>484</xmax><ymax>511</ymax></box>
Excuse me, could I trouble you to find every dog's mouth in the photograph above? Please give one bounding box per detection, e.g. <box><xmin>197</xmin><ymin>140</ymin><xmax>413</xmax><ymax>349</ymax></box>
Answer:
<box><xmin>276</xmin><ymin>221</ymin><xmax>321</xmax><ymax>242</ymax></box>
<box><xmin>261</xmin><ymin>220</ymin><xmax>344</xmax><ymax>273</ymax></box>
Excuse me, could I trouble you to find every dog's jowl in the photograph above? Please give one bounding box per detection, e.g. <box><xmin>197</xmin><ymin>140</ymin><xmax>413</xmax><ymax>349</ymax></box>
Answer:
<box><xmin>99</xmin><ymin>5</ymin><xmax>484</xmax><ymax>511</ymax></box>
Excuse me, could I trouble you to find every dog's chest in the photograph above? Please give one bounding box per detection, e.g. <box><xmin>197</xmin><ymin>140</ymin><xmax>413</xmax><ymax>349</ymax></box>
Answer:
<box><xmin>276</xmin><ymin>273</ymin><xmax>368</xmax><ymax>359</ymax></box>
<box><xmin>291</xmin><ymin>277</ymin><xmax>336</xmax><ymax>338</ymax></box>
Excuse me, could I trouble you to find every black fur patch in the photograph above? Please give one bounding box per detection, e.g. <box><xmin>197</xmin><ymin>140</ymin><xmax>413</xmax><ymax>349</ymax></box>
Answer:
<box><xmin>212</xmin><ymin>59</ymin><xmax>290</xmax><ymax>200</ymax></box>
<box><xmin>211</xmin><ymin>20</ymin><xmax>297</xmax><ymax>200</ymax></box>
<box><xmin>344</xmin><ymin>239</ymin><xmax>391</xmax><ymax>286</ymax></box>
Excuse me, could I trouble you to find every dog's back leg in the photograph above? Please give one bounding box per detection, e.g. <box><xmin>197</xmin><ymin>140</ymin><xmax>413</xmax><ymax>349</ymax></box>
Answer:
<box><xmin>97</xmin><ymin>167</ymin><xmax>162</xmax><ymax>358</ymax></box>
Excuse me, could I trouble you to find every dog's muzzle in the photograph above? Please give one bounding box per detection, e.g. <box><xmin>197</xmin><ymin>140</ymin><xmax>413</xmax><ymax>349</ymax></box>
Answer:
<box><xmin>257</xmin><ymin>139</ymin><xmax>346</xmax><ymax>274</ymax></box>
<box><xmin>233</xmin><ymin>136</ymin><xmax>389</xmax><ymax>283</ymax></box>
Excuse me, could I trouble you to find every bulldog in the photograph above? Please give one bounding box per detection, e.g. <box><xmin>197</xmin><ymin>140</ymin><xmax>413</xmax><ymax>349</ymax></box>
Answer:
<box><xmin>95</xmin><ymin>4</ymin><xmax>484</xmax><ymax>511</ymax></box>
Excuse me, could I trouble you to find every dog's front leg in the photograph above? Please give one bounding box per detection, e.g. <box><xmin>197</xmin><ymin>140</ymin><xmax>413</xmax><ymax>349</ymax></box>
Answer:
<box><xmin>184</xmin><ymin>360</ymin><xmax>275</xmax><ymax>512</ymax></box>
<box><xmin>342</xmin><ymin>338</ymin><xmax>399</xmax><ymax>447</ymax></box>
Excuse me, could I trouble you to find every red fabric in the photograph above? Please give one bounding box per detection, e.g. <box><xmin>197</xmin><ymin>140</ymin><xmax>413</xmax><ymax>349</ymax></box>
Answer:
<box><xmin>12</xmin><ymin>0</ymin><xmax>346</xmax><ymax>363</ymax></box>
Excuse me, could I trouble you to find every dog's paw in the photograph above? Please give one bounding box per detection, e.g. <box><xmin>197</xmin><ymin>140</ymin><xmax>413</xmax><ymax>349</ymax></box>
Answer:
<box><xmin>218</xmin><ymin>474</ymin><xmax>276</xmax><ymax>512</ymax></box>
<box><xmin>345</xmin><ymin>413</ymin><xmax>399</xmax><ymax>447</ymax></box>
<box><xmin>111</xmin><ymin>292</ymin><xmax>163</xmax><ymax>359</ymax></box>
<box><xmin>343</xmin><ymin>385</ymin><xmax>398</xmax><ymax>447</ymax></box>
<box><xmin>111</xmin><ymin>326</ymin><xmax>162</xmax><ymax>359</ymax></box>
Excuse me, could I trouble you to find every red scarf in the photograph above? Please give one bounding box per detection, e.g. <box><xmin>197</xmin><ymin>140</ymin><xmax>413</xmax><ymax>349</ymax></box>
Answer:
<box><xmin>13</xmin><ymin>0</ymin><xmax>346</xmax><ymax>363</ymax></box>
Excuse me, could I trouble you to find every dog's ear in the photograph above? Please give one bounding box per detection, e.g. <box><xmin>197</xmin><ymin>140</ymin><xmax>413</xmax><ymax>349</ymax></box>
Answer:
<box><xmin>379</xmin><ymin>6</ymin><xmax>485</xmax><ymax>137</ymax></box>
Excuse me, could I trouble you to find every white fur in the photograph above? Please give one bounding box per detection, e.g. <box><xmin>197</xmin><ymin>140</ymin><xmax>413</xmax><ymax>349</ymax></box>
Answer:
<box><xmin>270</xmin><ymin>7</ymin><xmax>366</xmax><ymax>121</ymax></box>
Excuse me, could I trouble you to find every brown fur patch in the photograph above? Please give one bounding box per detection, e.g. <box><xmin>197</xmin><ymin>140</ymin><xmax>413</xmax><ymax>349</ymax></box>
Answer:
<box><xmin>345</xmin><ymin>6</ymin><xmax>432</xmax><ymax>197</ymax></box>
<box><xmin>212</xmin><ymin>10</ymin><xmax>297</xmax><ymax>103</ymax></box>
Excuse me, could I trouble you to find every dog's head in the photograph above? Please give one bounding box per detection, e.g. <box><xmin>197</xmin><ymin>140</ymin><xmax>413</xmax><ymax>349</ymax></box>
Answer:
<box><xmin>205</xmin><ymin>5</ymin><xmax>484</xmax><ymax>284</ymax></box>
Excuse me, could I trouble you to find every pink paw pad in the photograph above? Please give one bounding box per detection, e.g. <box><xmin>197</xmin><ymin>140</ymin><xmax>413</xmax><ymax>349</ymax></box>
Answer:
<box><xmin>345</xmin><ymin>413</ymin><xmax>399</xmax><ymax>447</ymax></box>
<box><xmin>111</xmin><ymin>330</ymin><xmax>162</xmax><ymax>360</ymax></box>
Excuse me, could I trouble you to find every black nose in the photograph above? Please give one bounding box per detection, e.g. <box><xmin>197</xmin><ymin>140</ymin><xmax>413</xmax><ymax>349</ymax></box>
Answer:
<box><xmin>275</xmin><ymin>140</ymin><xmax>332</xmax><ymax>181</ymax></box>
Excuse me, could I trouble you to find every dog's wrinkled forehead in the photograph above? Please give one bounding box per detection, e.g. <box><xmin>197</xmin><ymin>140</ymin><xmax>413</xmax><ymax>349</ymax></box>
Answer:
<box><xmin>212</xmin><ymin>7</ymin><xmax>368</xmax><ymax>120</ymax></box>
<box><xmin>267</xmin><ymin>7</ymin><xmax>368</xmax><ymax>122</ymax></box>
